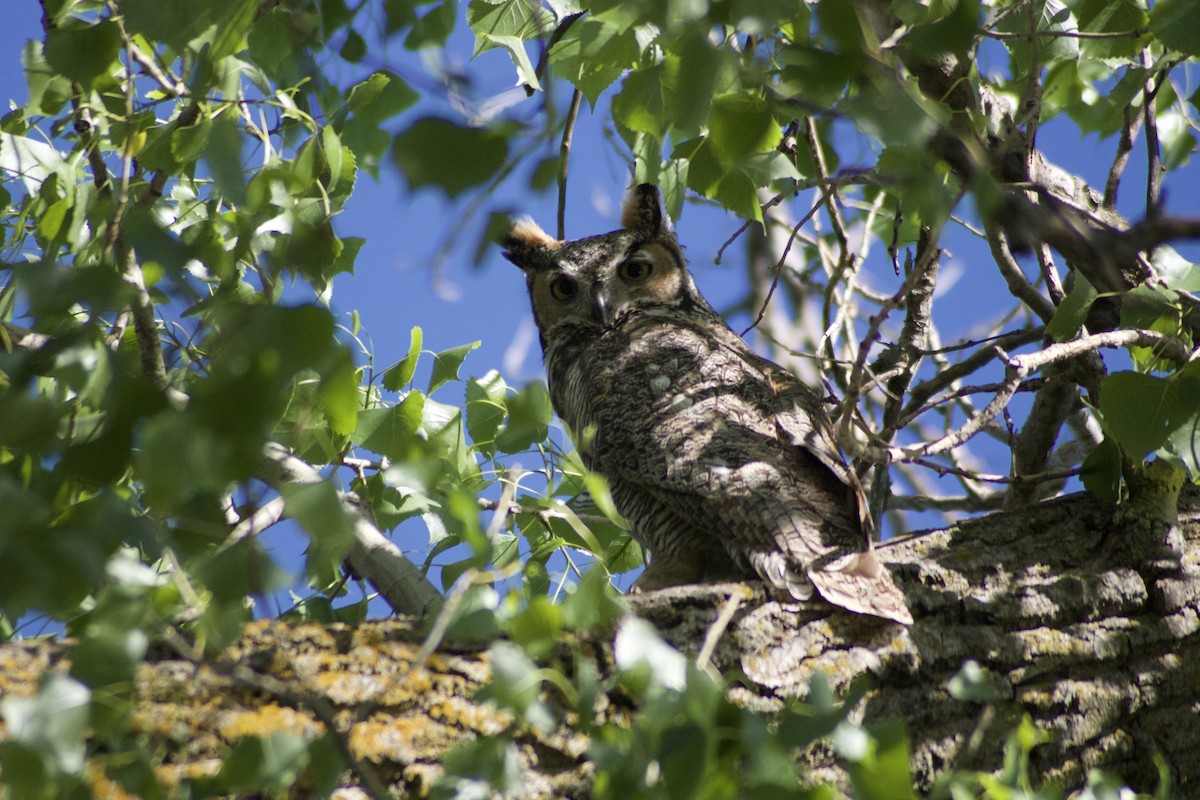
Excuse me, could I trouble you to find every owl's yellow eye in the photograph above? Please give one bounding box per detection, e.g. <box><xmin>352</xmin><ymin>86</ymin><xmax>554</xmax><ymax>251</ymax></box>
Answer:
<box><xmin>549</xmin><ymin>274</ymin><xmax>578</xmax><ymax>302</ymax></box>
<box><xmin>619</xmin><ymin>257</ymin><xmax>654</xmax><ymax>283</ymax></box>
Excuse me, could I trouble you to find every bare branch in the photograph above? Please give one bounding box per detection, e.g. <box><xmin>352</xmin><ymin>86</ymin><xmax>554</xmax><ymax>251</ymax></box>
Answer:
<box><xmin>219</xmin><ymin>497</ymin><xmax>287</xmax><ymax>554</ymax></box>
<box><xmin>1142</xmin><ymin>53</ymin><xmax>1167</xmax><ymax>215</ymax></box>
<box><xmin>1104</xmin><ymin>97</ymin><xmax>1143</xmax><ymax>210</ymax></box>
<box><xmin>262</xmin><ymin>443</ymin><xmax>442</xmax><ymax>618</ymax></box>
<box><xmin>886</xmin><ymin>329</ymin><xmax>1194</xmax><ymax>462</ymax></box>
<box><xmin>867</xmin><ymin>229</ymin><xmax>941</xmax><ymax>521</ymax></box>
<box><xmin>985</xmin><ymin>221</ymin><xmax>1056</xmax><ymax>323</ymax></box>
<box><xmin>740</xmin><ymin>189</ymin><xmax>832</xmax><ymax>337</ymax></box>
<box><xmin>557</xmin><ymin>88</ymin><xmax>583</xmax><ymax>241</ymax></box>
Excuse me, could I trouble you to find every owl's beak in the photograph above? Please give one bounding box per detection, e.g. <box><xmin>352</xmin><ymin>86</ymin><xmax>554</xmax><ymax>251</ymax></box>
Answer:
<box><xmin>591</xmin><ymin>283</ymin><xmax>612</xmax><ymax>327</ymax></box>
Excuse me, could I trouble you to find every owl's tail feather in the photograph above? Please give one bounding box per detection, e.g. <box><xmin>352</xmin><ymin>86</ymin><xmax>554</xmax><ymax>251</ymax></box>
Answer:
<box><xmin>803</xmin><ymin>550</ymin><xmax>914</xmax><ymax>625</ymax></box>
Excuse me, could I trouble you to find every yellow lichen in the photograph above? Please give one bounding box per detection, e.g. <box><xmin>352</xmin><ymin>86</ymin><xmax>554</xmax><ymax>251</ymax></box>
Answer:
<box><xmin>218</xmin><ymin>702</ymin><xmax>324</xmax><ymax>740</ymax></box>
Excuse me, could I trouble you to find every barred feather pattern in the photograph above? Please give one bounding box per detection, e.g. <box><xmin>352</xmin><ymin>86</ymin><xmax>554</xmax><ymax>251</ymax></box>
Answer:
<box><xmin>505</xmin><ymin>185</ymin><xmax>913</xmax><ymax>625</ymax></box>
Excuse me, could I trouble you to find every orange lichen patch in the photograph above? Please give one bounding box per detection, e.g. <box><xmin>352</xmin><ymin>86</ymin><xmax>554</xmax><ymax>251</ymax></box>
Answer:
<box><xmin>349</xmin><ymin>714</ymin><xmax>467</xmax><ymax>764</ymax></box>
<box><xmin>428</xmin><ymin>696</ymin><xmax>512</xmax><ymax>735</ymax></box>
<box><xmin>218</xmin><ymin>702</ymin><xmax>324</xmax><ymax>741</ymax></box>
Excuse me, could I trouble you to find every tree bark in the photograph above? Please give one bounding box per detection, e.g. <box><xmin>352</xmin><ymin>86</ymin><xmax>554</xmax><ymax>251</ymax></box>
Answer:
<box><xmin>2</xmin><ymin>487</ymin><xmax>1198</xmax><ymax>797</ymax></box>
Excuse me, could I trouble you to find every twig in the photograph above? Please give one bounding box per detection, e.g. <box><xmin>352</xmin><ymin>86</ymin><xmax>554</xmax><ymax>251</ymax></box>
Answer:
<box><xmin>804</xmin><ymin>118</ymin><xmax>848</xmax><ymax>252</ymax></box>
<box><xmin>740</xmin><ymin>189</ymin><xmax>832</xmax><ymax>336</ymax></box>
<box><xmin>557</xmin><ymin>88</ymin><xmax>583</xmax><ymax>240</ymax></box>
<box><xmin>887</xmin><ymin>493</ymin><xmax>1004</xmax><ymax>513</ymax></box>
<box><xmin>1035</xmin><ymin>244</ymin><xmax>1065</xmax><ymax>305</ymax></box>
<box><xmin>837</xmin><ymin>223</ymin><xmax>945</xmax><ymax>444</ymax></box>
<box><xmin>886</xmin><ymin>329</ymin><xmax>1194</xmax><ymax>462</ymax></box>
<box><xmin>1142</xmin><ymin>54</ymin><xmax>1168</xmax><ymax>215</ymax></box>
<box><xmin>983</xmin><ymin>28</ymin><xmax>1147</xmax><ymax>40</ymax></box>
<box><xmin>696</xmin><ymin>588</ymin><xmax>748</xmax><ymax>670</ymax></box>
<box><xmin>909</xmin><ymin>457</ymin><xmax>1079</xmax><ymax>486</ymax></box>
<box><xmin>218</xmin><ymin>497</ymin><xmax>287</xmax><ymax>553</ymax></box>
<box><xmin>867</xmin><ymin>229</ymin><xmax>941</xmax><ymax>521</ymax></box>
<box><xmin>262</xmin><ymin>443</ymin><xmax>442</xmax><ymax>618</ymax></box>
<box><xmin>528</xmin><ymin>11</ymin><xmax>585</xmax><ymax>94</ymax></box>
<box><xmin>1104</xmin><ymin>96</ymin><xmax>1142</xmax><ymax>210</ymax></box>
<box><xmin>715</xmin><ymin>173</ymin><xmax>876</xmax><ymax>263</ymax></box>
<box><xmin>984</xmin><ymin>221</ymin><xmax>1056</xmax><ymax>323</ymax></box>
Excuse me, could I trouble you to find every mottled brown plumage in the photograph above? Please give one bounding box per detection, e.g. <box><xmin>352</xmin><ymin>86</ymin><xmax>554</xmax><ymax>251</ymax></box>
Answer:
<box><xmin>503</xmin><ymin>185</ymin><xmax>912</xmax><ymax>624</ymax></box>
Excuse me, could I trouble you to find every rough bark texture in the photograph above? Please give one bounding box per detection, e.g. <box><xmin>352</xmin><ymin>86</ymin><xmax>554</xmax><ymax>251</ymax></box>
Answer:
<box><xmin>2</xmin><ymin>487</ymin><xmax>1199</xmax><ymax>798</ymax></box>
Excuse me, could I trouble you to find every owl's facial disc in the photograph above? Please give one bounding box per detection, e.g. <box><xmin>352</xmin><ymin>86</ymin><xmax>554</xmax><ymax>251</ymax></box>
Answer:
<box><xmin>596</xmin><ymin>244</ymin><xmax>684</xmax><ymax>327</ymax></box>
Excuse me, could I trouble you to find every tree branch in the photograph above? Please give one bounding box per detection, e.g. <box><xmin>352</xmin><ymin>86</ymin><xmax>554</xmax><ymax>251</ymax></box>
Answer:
<box><xmin>886</xmin><ymin>329</ymin><xmax>1194</xmax><ymax>462</ymax></box>
<box><xmin>261</xmin><ymin>443</ymin><xmax>442</xmax><ymax>619</ymax></box>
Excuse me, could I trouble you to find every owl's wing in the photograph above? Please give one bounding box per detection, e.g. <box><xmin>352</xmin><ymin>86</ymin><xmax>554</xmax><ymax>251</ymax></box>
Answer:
<box><xmin>710</xmin><ymin>326</ymin><xmax>873</xmax><ymax>537</ymax></box>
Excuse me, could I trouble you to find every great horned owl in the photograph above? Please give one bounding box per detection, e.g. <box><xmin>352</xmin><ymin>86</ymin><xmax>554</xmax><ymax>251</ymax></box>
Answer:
<box><xmin>503</xmin><ymin>185</ymin><xmax>912</xmax><ymax>625</ymax></box>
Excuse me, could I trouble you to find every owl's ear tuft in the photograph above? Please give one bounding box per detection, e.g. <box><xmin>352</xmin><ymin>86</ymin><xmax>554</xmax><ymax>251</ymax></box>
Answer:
<box><xmin>502</xmin><ymin>217</ymin><xmax>559</xmax><ymax>268</ymax></box>
<box><xmin>621</xmin><ymin>184</ymin><xmax>665</xmax><ymax>237</ymax></box>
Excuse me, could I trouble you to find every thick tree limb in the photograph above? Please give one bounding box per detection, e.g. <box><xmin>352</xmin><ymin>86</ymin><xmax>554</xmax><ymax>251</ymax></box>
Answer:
<box><xmin>3</xmin><ymin>488</ymin><xmax>1198</xmax><ymax>796</ymax></box>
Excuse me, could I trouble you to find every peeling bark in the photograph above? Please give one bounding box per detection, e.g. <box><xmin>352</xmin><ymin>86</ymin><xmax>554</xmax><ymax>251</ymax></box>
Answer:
<box><xmin>2</xmin><ymin>487</ymin><xmax>1199</xmax><ymax>797</ymax></box>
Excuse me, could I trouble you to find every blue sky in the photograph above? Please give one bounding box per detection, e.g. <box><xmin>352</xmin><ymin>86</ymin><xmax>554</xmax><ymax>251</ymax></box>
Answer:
<box><xmin>3</xmin><ymin>4</ymin><xmax>1198</xmax><ymax>618</ymax></box>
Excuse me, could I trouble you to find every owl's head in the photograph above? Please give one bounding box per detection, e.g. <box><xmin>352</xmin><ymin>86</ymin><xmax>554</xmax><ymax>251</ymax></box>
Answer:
<box><xmin>503</xmin><ymin>185</ymin><xmax>709</xmax><ymax>335</ymax></box>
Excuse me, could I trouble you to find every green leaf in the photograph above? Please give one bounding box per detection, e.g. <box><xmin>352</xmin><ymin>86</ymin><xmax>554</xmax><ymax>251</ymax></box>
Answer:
<box><xmin>171</xmin><ymin>114</ymin><xmax>214</xmax><ymax>165</ymax></box>
<box><xmin>1120</xmin><ymin>285</ymin><xmax>1187</xmax><ymax>372</ymax></box>
<box><xmin>428</xmin><ymin>341</ymin><xmax>481</xmax><ymax>393</ymax></box>
<box><xmin>1045</xmin><ymin>275</ymin><xmax>1097</xmax><ymax>342</ymax></box>
<box><xmin>466</xmin><ymin>371</ymin><xmax>508</xmax><ymax>452</ymax></box>
<box><xmin>384</xmin><ymin>327</ymin><xmax>424</xmax><ymax>391</ymax></box>
<box><xmin>341</xmin><ymin>70</ymin><xmax>419</xmax><ymax>126</ymax></box>
<box><xmin>352</xmin><ymin>392</ymin><xmax>425</xmax><ymax>459</ymax></box>
<box><xmin>405</xmin><ymin>0</ymin><xmax>458</xmax><ymax>49</ymax></box>
<box><xmin>203</xmin><ymin>111</ymin><xmax>246</xmax><ymax>206</ymax></box>
<box><xmin>900</xmin><ymin>0</ymin><xmax>981</xmax><ymax>59</ymax></box>
<box><xmin>468</xmin><ymin>0</ymin><xmax>555</xmax><ymax>54</ymax></box>
<box><xmin>340</xmin><ymin>29</ymin><xmax>367</xmax><ymax>62</ymax></box>
<box><xmin>1163</xmin><ymin>409</ymin><xmax>1200</xmax><ymax>481</ymax></box>
<box><xmin>612</xmin><ymin>63</ymin><xmax>669</xmax><ymax>139</ymax></box>
<box><xmin>208</xmin><ymin>734</ymin><xmax>310</xmax><ymax>795</ymax></box>
<box><xmin>0</xmin><ymin>673</ymin><xmax>91</xmax><ymax>776</ymax></box>
<box><xmin>319</xmin><ymin>351</ymin><xmax>359</xmax><ymax>436</ymax></box>
<box><xmin>481</xmin><ymin>34</ymin><xmax>542</xmax><ymax>89</ymax></box>
<box><xmin>477</xmin><ymin>641</ymin><xmax>557</xmax><ymax>730</ymax></box>
<box><xmin>709</xmin><ymin>92</ymin><xmax>782</xmax><ymax>162</ymax></box>
<box><xmin>613</xmin><ymin>616</ymin><xmax>687</xmax><ymax>694</ymax></box>
<box><xmin>282</xmin><ymin>480</ymin><xmax>358</xmax><ymax>589</ymax></box>
<box><xmin>210</xmin><ymin>0</ymin><xmax>258</xmax><ymax>61</ymax></box>
<box><xmin>503</xmin><ymin>596</ymin><xmax>563</xmax><ymax>658</ymax></box>
<box><xmin>495</xmin><ymin>380</ymin><xmax>552</xmax><ymax>453</ymax></box>
<box><xmin>995</xmin><ymin>0</ymin><xmax>1080</xmax><ymax>68</ymax></box>
<box><xmin>1076</xmin><ymin>0</ymin><xmax>1148</xmax><ymax>59</ymax></box>
<box><xmin>559</xmin><ymin>567</ymin><xmax>625</xmax><ymax>630</ymax></box>
<box><xmin>247</xmin><ymin>7</ymin><xmax>304</xmax><ymax>80</ymax></box>
<box><xmin>392</xmin><ymin>118</ymin><xmax>509</xmax><ymax>197</ymax></box>
<box><xmin>947</xmin><ymin>660</ymin><xmax>1001</xmax><ymax>702</ymax></box>
<box><xmin>436</xmin><ymin>734</ymin><xmax>525</xmax><ymax>795</ymax></box>
<box><xmin>122</xmin><ymin>0</ymin><xmax>210</xmax><ymax>51</ymax></box>
<box><xmin>1149</xmin><ymin>0</ymin><xmax>1200</xmax><ymax>56</ymax></box>
<box><xmin>44</xmin><ymin>19</ymin><xmax>121</xmax><ymax>87</ymax></box>
<box><xmin>548</xmin><ymin>17</ymin><xmax>638</xmax><ymax>105</ymax></box>
<box><xmin>1099</xmin><ymin>372</ymin><xmax>1192</xmax><ymax>458</ymax></box>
